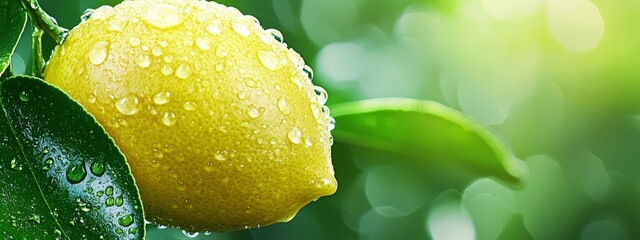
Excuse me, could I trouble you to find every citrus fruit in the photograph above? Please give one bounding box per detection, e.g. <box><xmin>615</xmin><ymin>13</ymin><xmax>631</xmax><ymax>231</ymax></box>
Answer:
<box><xmin>43</xmin><ymin>0</ymin><xmax>337</xmax><ymax>232</ymax></box>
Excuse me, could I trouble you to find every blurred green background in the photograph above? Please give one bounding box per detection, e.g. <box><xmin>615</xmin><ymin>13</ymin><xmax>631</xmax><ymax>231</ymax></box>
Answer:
<box><xmin>12</xmin><ymin>0</ymin><xmax>640</xmax><ymax>239</ymax></box>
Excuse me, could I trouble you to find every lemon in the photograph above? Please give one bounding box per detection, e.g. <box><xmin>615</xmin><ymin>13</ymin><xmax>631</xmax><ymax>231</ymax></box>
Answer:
<box><xmin>44</xmin><ymin>0</ymin><xmax>337</xmax><ymax>232</ymax></box>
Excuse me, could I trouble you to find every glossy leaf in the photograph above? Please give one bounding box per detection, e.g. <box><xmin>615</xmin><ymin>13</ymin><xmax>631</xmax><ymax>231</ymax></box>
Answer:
<box><xmin>0</xmin><ymin>0</ymin><xmax>27</xmax><ymax>76</ymax></box>
<box><xmin>330</xmin><ymin>98</ymin><xmax>527</xmax><ymax>186</ymax></box>
<box><xmin>0</xmin><ymin>76</ymin><xmax>145</xmax><ymax>239</ymax></box>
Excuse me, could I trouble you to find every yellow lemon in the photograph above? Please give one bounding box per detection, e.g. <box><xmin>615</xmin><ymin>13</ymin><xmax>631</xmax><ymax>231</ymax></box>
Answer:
<box><xmin>44</xmin><ymin>0</ymin><xmax>337</xmax><ymax>232</ymax></box>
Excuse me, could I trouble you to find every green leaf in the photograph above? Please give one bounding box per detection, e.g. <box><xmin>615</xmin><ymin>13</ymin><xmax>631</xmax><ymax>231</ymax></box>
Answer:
<box><xmin>330</xmin><ymin>98</ymin><xmax>527</xmax><ymax>186</ymax></box>
<box><xmin>0</xmin><ymin>0</ymin><xmax>28</xmax><ymax>76</ymax></box>
<box><xmin>0</xmin><ymin>76</ymin><xmax>145</xmax><ymax>239</ymax></box>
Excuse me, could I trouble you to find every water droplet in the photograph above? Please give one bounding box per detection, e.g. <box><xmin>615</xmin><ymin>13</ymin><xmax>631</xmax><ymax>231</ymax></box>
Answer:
<box><xmin>175</xmin><ymin>64</ymin><xmax>191</xmax><ymax>79</ymax></box>
<box><xmin>108</xmin><ymin>19</ymin><xmax>125</xmax><ymax>32</ymax></box>
<box><xmin>66</xmin><ymin>160</ymin><xmax>87</xmax><ymax>184</ymax></box>
<box><xmin>183</xmin><ymin>231</ymin><xmax>200</xmax><ymax>238</ymax></box>
<box><xmin>106</xmin><ymin>186</ymin><xmax>114</xmax><ymax>196</ymax></box>
<box><xmin>105</xmin><ymin>197</ymin><xmax>115</xmax><ymax>206</ymax></box>
<box><xmin>215</xmin><ymin>64</ymin><xmax>225</xmax><ymax>72</ymax></box>
<box><xmin>43</xmin><ymin>157</ymin><xmax>54</xmax><ymax>171</ymax></box>
<box><xmin>115</xmin><ymin>196</ymin><xmax>124</xmax><ymax>206</ymax></box>
<box><xmin>81</xmin><ymin>8</ymin><xmax>94</xmax><ymax>22</ymax></box>
<box><xmin>161</xmin><ymin>65</ymin><xmax>173</xmax><ymax>75</ymax></box>
<box><xmin>88</xmin><ymin>41</ymin><xmax>109</xmax><ymax>65</ymax></box>
<box><xmin>183</xmin><ymin>101</ymin><xmax>198</xmax><ymax>111</ymax></box>
<box><xmin>118</xmin><ymin>214</ymin><xmax>134</xmax><ymax>227</ymax></box>
<box><xmin>244</xmin><ymin>78</ymin><xmax>258</xmax><ymax>88</ymax></box>
<box><xmin>303</xmin><ymin>65</ymin><xmax>314</xmax><ymax>80</ymax></box>
<box><xmin>161</xmin><ymin>112</ymin><xmax>176</xmax><ymax>126</ymax></box>
<box><xmin>238</xmin><ymin>91</ymin><xmax>247</xmax><ymax>100</ymax></box>
<box><xmin>54</xmin><ymin>229</ymin><xmax>62</xmax><ymax>237</ymax></box>
<box><xmin>328</xmin><ymin>116</ymin><xmax>336</xmax><ymax>131</ymax></box>
<box><xmin>115</xmin><ymin>95</ymin><xmax>141</xmax><ymax>116</ymax></box>
<box><xmin>153</xmin><ymin>91</ymin><xmax>171</xmax><ymax>105</ymax></box>
<box><xmin>156</xmin><ymin>224</ymin><xmax>168</xmax><ymax>230</ymax></box>
<box><xmin>152</xmin><ymin>47</ymin><xmax>162</xmax><ymax>56</ymax></box>
<box><xmin>206</xmin><ymin>21</ymin><xmax>222</xmax><ymax>35</ymax></box>
<box><xmin>314</xmin><ymin>86</ymin><xmax>328</xmax><ymax>105</ymax></box>
<box><xmin>216</xmin><ymin>45</ymin><xmax>228</xmax><ymax>57</ymax></box>
<box><xmin>215</xmin><ymin>151</ymin><xmax>227</xmax><ymax>161</ymax></box>
<box><xmin>157</xmin><ymin>39</ymin><xmax>168</xmax><ymax>48</ymax></box>
<box><xmin>129</xmin><ymin>37</ymin><xmax>141</xmax><ymax>47</ymax></box>
<box><xmin>266</xmin><ymin>29</ymin><xmax>284</xmax><ymax>43</ymax></box>
<box><xmin>277</xmin><ymin>97</ymin><xmax>290</xmax><ymax>115</ymax></box>
<box><xmin>258</xmin><ymin>50</ymin><xmax>282</xmax><ymax>70</ymax></box>
<box><xmin>29</xmin><ymin>214</ymin><xmax>41</xmax><ymax>224</ymax></box>
<box><xmin>305</xmin><ymin>138</ymin><xmax>313</xmax><ymax>147</ymax></box>
<box><xmin>287</xmin><ymin>48</ymin><xmax>304</xmax><ymax>68</ymax></box>
<box><xmin>232</xmin><ymin>17</ymin><xmax>252</xmax><ymax>37</ymax></box>
<box><xmin>90</xmin><ymin>161</ymin><xmax>105</xmax><ymax>176</ymax></box>
<box><xmin>88</xmin><ymin>94</ymin><xmax>97</xmax><ymax>103</ymax></box>
<box><xmin>195</xmin><ymin>38</ymin><xmax>210</xmax><ymax>50</ymax></box>
<box><xmin>144</xmin><ymin>4</ymin><xmax>184</xmax><ymax>30</ymax></box>
<box><xmin>90</xmin><ymin>5</ymin><xmax>115</xmax><ymax>20</ymax></box>
<box><xmin>247</xmin><ymin>105</ymin><xmax>263</xmax><ymax>119</ymax></box>
<box><xmin>163</xmin><ymin>55</ymin><xmax>173</xmax><ymax>63</ymax></box>
<box><xmin>135</xmin><ymin>54</ymin><xmax>150</xmax><ymax>68</ymax></box>
<box><xmin>288</xmin><ymin>127</ymin><xmax>302</xmax><ymax>144</ymax></box>
<box><xmin>19</xmin><ymin>91</ymin><xmax>30</xmax><ymax>101</ymax></box>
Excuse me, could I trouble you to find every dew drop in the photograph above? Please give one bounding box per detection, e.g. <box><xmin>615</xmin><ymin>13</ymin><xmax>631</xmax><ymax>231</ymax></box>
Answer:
<box><xmin>151</xmin><ymin>47</ymin><xmax>162</xmax><ymax>56</ymax></box>
<box><xmin>216</xmin><ymin>45</ymin><xmax>228</xmax><ymax>57</ymax></box>
<box><xmin>88</xmin><ymin>41</ymin><xmax>109</xmax><ymax>65</ymax></box>
<box><xmin>314</xmin><ymin>86</ymin><xmax>328</xmax><ymax>105</ymax></box>
<box><xmin>258</xmin><ymin>50</ymin><xmax>282</xmax><ymax>70</ymax></box>
<box><xmin>129</xmin><ymin>37</ymin><xmax>141</xmax><ymax>47</ymax></box>
<box><xmin>288</xmin><ymin>127</ymin><xmax>302</xmax><ymax>144</ymax></box>
<box><xmin>305</xmin><ymin>138</ymin><xmax>313</xmax><ymax>147</ymax></box>
<box><xmin>303</xmin><ymin>65</ymin><xmax>314</xmax><ymax>80</ymax></box>
<box><xmin>29</xmin><ymin>214</ymin><xmax>41</xmax><ymax>224</ymax></box>
<box><xmin>311</xmin><ymin>104</ymin><xmax>322</xmax><ymax>123</ymax></box>
<box><xmin>118</xmin><ymin>214</ymin><xmax>134</xmax><ymax>227</ymax></box>
<box><xmin>90</xmin><ymin>5</ymin><xmax>115</xmax><ymax>20</ymax></box>
<box><xmin>66</xmin><ymin>160</ymin><xmax>87</xmax><ymax>184</ymax></box>
<box><xmin>153</xmin><ymin>91</ymin><xmax>171</xmax><ymax>105</ymax></box>
<box><xmin>43</xmin><ymin>157</ymin><xmax>54</xmax><ymax>171</ymax></box>
<box><xmin>81</xmin><ymin>8</ymin><xmax>94</xmax><ymax>22</ymax></box>
<box><xmin>183</xmin><ymin>101</ymin><xmax>198</xmax><ymax>111</ymax></box>
<box><xmin>277</xmin><ymin>97</ymin><xmax>290</xmax><ymax>115</ymax></box>
<box><xmin>215</xmin><ymin>151</ymin><xmax>227</xmax><ymax>161</ymax></box>
<box><xmin>115</xmin><ymin>95</ymin><xmax>140</xmax><ymax>116</ymax></box>
<box><xmin>161</xmin><ymin>65</ymin><xmax>173</xmax><ymax>75</ymax></box>
<box><xmin>19</xmin><ymin>91</ymin><xmax>30</xmax><ymax>101</ymax></box>
<box><xmin>238</xmin><ymin>91</ymin><xmax>247</xmax><ymax>100</ymax></box>
<box><xmin>182</xmin><ymin>231</ymin><xmax>200</xmax><ymax>238</ymax></box>
<box><xmin>247</xmin><ymin>105</ymin><xmax>262</xmax><ymax>119</ymax></box>
<box><xmin>195</xmin><ymin>38</ymin><xmax>211</xmax><ymax>50</ymax></box>
<box><xmin>163</xmin><ymin>55</ymin><xmax>173</xmax><ymax>63</ymax></box>
<box><xmin>88</xmin><ymin>94</ymin><xmax>97</xmax><ymax>103</ymax></box>
<box><xmin>90</xmin><ymin>161</ymin><xmax>105</xmax><ymax>176</ymax></box>
<box><xmin>105</xmin><ymin>197</ymin><xmax>115</xmax><ymax>206</ymax></box>
<box><xmin>135</xmin><ymin>54</ymin><xmax>150</xmax><ymax>68</ymax></box>
<box><xmin>328</xmin><ymin>116</ymin><xmax>336</xmax><ymax>131</ymax></box>
<box><xmin>206</xmin><ymin>21</ymin><xmax>222</xmax><ymax>35</ymax></box>
<box><xmin>244</xmin><ymin>78</ymin><xmax>258</xmax><ymax>88</ymax></box>
<box><xmin>144</xmin><ymin>4</ymin><xmax>184</xmax><ymax>30</ymax></box>
<box><xmin>287</xmin><ymin>48</ymin><xmax>304</xmax><ymax>68</ymax></box>
<box><xmin>161</xmin><ymin>112</ymin><xmax>176</xmax><ymax>126</ymax></box>
<box><xmin>232</xmin><ymin>17</ymin><xmax>252</xmax><ymax>37</ymax></box>
<box><xmin>115</xmin><ymin>196</ymin><xmax>124</xmax><ymax>206</ymax></box>
<box><xmin>157</xmin><ymin>39</ymin><xmax>168</xmax><ymax>48</ymax></box>
<box><xmin>175</xmin><ymin>64</ymin><xmax>191</xmax><ymax>79</ymax></box>
<box><xmin>266</xmin><ymin>29</ymin><xmax>284</xmax><ymax>43</ymax></box>
<box><xmin>106</xmin><ymin>186</ymin><xmax>114</xmax><ymax>196</ymax></box>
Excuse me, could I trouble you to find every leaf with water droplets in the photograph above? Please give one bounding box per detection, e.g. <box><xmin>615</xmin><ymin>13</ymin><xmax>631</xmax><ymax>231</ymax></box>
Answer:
<box><xmin>331</xmin><ymin>98</ymin><xmax>527</xmax><ymax>186</ymax></box>
<box><xmin>0</xmin><ymin>76</ymin><xmax>145</xmax><ymax>239</ymax></box>
<box><xmin>0</xmin><ymin>0</ymin><xmax>26</xmax><ymax>78</ymax></box>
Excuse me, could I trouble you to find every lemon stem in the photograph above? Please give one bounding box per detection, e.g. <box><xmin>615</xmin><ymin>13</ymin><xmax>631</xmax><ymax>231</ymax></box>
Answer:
<box><xmin>31</xmin><ymin>23</ymin><xmax>45</xmax><ymax>78</ymax></box>
<box><xmin>19</xmin><ymin>0</ymin><xmax>68</xmax><ymax>45</ymax></box>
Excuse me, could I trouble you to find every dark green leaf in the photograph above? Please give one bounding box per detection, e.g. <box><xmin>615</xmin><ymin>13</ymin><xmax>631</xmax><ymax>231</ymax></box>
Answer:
<box><xmin>0</xmin><ymin>76</ymin><xmax>145</xmax><ymax>239</ymax></box>
<box><xmin>0</xmin><ymin>0</ymin><xmax>27</xmax><ymax>76</ymax></box>
<box><xmin>330</xmin><ymin>98</ymin><xmax>527</xmax><ymax>186</ymax></box>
